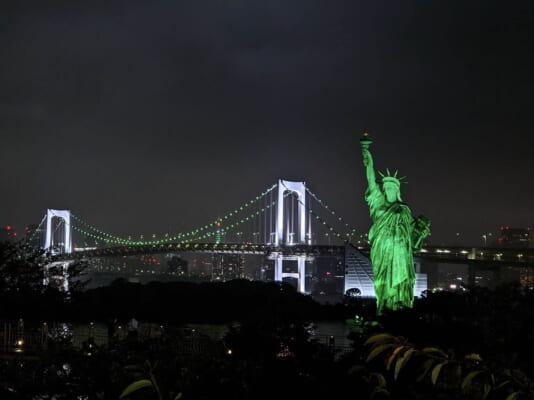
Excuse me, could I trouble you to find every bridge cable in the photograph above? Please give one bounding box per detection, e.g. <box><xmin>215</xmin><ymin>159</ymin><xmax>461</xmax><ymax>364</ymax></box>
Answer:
<box><xmin>70</xmin><ymin>183</ymin><xmax>278</xmax><ymax>246</ymax></box>
<box><xmin>167</xmin><ymin>190</ymin><xmax>294</xmax><ymax>244</ymax></box>
<box><xmin>305</xmin><ymin>186</ymin><xmax>358</xmax><ymax>238</ymax></box>
<box><xmin>279</xmin><ymin>181</ymin><xmax>356</xmax><ymax>244</ymax></box>
<box><xmin>169</xmin><ymin>194</ymin><xmax>288</xmax><ymax>243</ymax></box>
<box><xmin>23</xmin><ymin>213</ymin><xmax>47</xmax><ymax>247</ymax></box>
<box><xmin>71</xmin><ymin>190</ymin><xmax>287</xmax><ymax>246</ymax></box>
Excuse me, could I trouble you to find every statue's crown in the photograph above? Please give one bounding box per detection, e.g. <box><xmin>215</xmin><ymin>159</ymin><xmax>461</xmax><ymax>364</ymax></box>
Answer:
<box><xmin>378</xmin><ymin>169</ymin><xmax>407</xmax><ymax>186</ymax></box>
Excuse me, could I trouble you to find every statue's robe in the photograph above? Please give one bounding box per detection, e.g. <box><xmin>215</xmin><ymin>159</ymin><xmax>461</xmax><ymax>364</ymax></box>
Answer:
<box><xmin>366</xmin><ymin>185</ymin><xmax>415</xmax><ymax>313</ymax></box>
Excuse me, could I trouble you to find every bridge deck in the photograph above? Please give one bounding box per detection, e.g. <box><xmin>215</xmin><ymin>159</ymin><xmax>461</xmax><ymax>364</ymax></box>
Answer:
<box><xmin>49</xmin><ymin>244</ymin><xmax>534</xmax><ymax>267</ymax></box>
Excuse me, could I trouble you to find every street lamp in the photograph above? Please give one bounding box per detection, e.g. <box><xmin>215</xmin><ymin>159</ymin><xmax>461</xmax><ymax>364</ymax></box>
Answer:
<box><xmin>482</xmin><ymin>233</ymin><xmax>493</xmax><ymax>247</ymax></box>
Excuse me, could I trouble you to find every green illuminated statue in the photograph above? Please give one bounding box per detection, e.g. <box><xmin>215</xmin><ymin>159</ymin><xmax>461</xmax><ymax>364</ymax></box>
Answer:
<box><xmin>360</xmin><ymin>132</ymin><xmax>430</xmax><ymax>314</ymax></box>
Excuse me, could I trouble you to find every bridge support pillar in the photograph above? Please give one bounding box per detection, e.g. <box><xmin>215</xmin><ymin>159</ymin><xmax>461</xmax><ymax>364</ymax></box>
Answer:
<box><xmin>272</xmin><ymin>253</ymin><xmax>307</xmax><ymax>294</ymax></box>
<box><xmin>44</xmin><ymin>261</ymin><xmax>70</xmax><ymax>292</ymax></box>
<box><xmin>297</xmin><ymin>256</ymin><xmax>306</xmax><ymax>293</ymax></box>
<box><xmin>274</xmin><ymin>257</ymin><xmax>283</xmax><ymax>281</ymax></box>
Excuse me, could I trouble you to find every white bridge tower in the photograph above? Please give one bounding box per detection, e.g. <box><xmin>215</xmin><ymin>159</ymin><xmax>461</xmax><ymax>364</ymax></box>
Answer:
<box><xmin>44</xmin><ymin>209</ymin><xmax>72</xmax><ymax>255</ymax></box>
<box><xmin>271</xmin><ymin>179</ymin><xmax>311</xmax><ymax>294</ymax></box>
<box><xmin>44</xmin><ymin>209</ymin><xmax>72</xmax><ymax>291</ymax></box>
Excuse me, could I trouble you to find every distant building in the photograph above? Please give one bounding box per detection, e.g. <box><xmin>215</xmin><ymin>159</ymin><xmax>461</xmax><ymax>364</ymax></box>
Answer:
<box><xmin>211</xmin><ymin>254</ymin><xmax>245</xmax><ymax>281</ymax></box>
<box><xmin>0</xmin><ymin>225</ymin><xmax>18</xmax><ymax>242</ymax></box>
<box><xmin>519</xmin><ymin>267</ymin><xmax>534</xmax><ymax>290</ymax></box>
<box><xmin>497</xmin><ymin>226</ymin><xmax>531</xmax><ymax>248</ymax></box>
<box><xmin>166</xmin><ymin>254</ymin><xmax>188</xmax><ymax>275</ymax></box>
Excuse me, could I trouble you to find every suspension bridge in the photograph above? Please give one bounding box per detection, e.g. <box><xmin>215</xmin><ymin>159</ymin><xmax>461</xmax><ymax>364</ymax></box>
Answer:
<box><xmin>30</xmin><ymin>179</ymin><xmax>378</xmax><ymax>295</ymax></box>
<box><xmin>29</xmin><ymin>179</ymin><xmax>534</xmax><ymax>295</ymax></box>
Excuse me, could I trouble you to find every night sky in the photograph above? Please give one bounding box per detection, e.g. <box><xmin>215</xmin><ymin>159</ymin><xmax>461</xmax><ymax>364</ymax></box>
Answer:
<box><xmin>1</xmin><ymin>1</ymin><xmax>533</xmax><ymax>246</ymax></box>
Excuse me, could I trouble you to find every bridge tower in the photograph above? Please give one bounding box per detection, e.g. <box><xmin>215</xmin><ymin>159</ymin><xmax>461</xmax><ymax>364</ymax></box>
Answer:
<box><xmin>44</xmin><ymin>209</ymin><xmax>72</xmax><ymax>255</ymax></box>
<box><xmin>271</xmin><ymin>179</ymin><xmax>311</xmax><ymax>294</ymax></box>
<box><xmin>44</xmin><ymin>209</ymin><xmax>72</xmax><ymax>291</ymax></box>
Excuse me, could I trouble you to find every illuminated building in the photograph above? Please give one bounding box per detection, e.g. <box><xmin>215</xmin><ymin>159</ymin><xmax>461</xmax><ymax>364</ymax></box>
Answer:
<box><xmin>211</xmin><ymin>254</ymin><xmax>245</xmax><ymax>280</ymax></box>
<box><xmin>497</xmin><ymin>226</ymin><xmax>531</xmax><ymax>248</ymax></box>
<box><xmin>166</xmin><ymin>254</ymin><xmax>188</xmax><ymax>275</ymax></box>
<box><xmin>519</xmin><ymin>268</ymin><xmax>534</xmax><ymax>289</ymax></box>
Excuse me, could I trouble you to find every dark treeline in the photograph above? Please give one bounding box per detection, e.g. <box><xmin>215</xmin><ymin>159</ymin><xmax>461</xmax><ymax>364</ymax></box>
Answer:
<box><xmin>2</xmin><ymin>241</ymin><xmax>534</xmax><ymax>398</ymax></box>
<box><xmin>2</xmin><ymin>278</ymin><xmax>355</xmax><ymax>323</ymax></box>
<box><xmin>83</xmin><ymin>278</ymin><xmax>354</xmax><ymax>323</ymax></box>
<box><xmin>0</xmin><ymin>240</ymin><xmax>355</xmax><ymax>323</ymax></box>
<box><xmin>381</xmin><ymin>284</ymin><xmax>534</xmax><ymax>378</ymax></box>
<box><xmin>3</xmin><ymin>281</ymin><xmax>534</xmax><ymax>399</ymax></box>
<box><xmin>344</xmin><ymin>285</ymin><xmax>534</xmax><ymax>399</ymax></box>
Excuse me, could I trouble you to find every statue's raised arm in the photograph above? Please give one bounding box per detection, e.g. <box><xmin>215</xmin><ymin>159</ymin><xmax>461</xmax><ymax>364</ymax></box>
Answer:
<box><xmin>360</xmin><ymin>132</ymin><xmax>378</xmax><ymax>193</ymax></box>
<box><xmin>362</xmin><ymin>148</ymin><xmax>378</xmax><ymax>192</ymax></box>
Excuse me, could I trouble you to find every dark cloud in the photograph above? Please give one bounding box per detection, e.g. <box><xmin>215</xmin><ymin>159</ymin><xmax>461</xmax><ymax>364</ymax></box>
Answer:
<box><xmin>1</xmin><ymin>0</ymin><xmax>533</xmax><ymax>245</ymax></box>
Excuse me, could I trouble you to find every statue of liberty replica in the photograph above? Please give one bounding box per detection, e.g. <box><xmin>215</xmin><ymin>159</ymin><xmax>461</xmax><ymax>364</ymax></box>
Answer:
<box><xmin>360</xmin><ymin>132</ymin><xmax>431</xmax><ymax>314</ymax></box>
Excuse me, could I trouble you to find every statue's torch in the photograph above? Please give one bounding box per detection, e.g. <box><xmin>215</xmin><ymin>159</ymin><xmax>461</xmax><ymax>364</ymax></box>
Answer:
<box><xmin>360</xmin><ymin>131</ymin><xmax>373</xmax><ymax>149</ymax></box>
